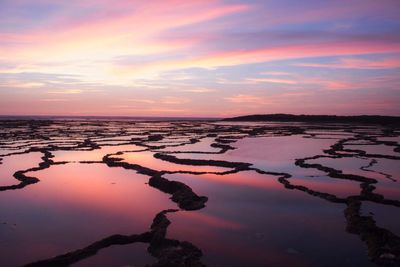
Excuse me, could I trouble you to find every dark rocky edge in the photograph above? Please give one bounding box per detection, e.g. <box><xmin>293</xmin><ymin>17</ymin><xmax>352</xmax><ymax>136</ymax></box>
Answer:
<box><xmin>292</xmin><ymin>132</ymin><xmax>400</xmax><ymax>265</ymax></box>
<box><xmin>103</xmin><ymin>153</ymin><xmax>208</xmax><ymax>210</ymax></box>
<box><xmin>24</xmin><ymin>209</ymin><xmax>205</xmax><ymax>267</ymax></box>
<box><xmin>345</xmin><ymin>198</ymin><xmax>400</xmax><ymax>267</ymax></box>
<box><xmin>0</xmin><ymin>149</ymin><xmax>54</xmax><ymax>191</ymax></box>
<box><xmin>153</xmin><ymin>153</ymin><xmax>252</xmax><ymax>170</ymax></box>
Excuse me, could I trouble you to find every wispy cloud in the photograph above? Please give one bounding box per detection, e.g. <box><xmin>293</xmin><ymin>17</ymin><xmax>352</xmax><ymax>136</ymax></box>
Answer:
<box><xmin>297</xmin><ymin>57</ymin><xmax>400</xmax><ymax>69</ymax></box>
<box><xmin>225</xmin><ymin>94</ymin><xmax>264</xmax><ymax>104</ymax></box>
<box><xmin>126</xmin><ymin>98</ymin><xmax>156</xmax><ymax>104</ymax></box>
<box><xmin>125</xmin><ymin>96</ymin><xmax>191</xmax><ymax>105</ymax></box>
<box><xmin>161</xmin><ymin>96</ymin><xmax>191</xmax><ymax>105</ymax></box>
<box><xmin>1</xmin><ymin>0</ymin><xmax>399</xmax><ymax>115</ymax></box>
<box><xmin>1</xmin><ymin>80</ymin><xmax>45</xmax><ymax>88</ymax></box>
<box><xmin>179</xmin><ymin>87</ymin><xmax>215</xmax><ymax>93</ymax></box>
<box><xmin>245</xmin><ymin>78</ymin><xmax>297</xmax><ymax>85</ymax></box>
<box><xmin>260</xmin><ymin>71</ymin><xmax>292</xmax><ymax>76</ymax></box>
<box><xmin>40</xmin><ymin>98</ymin><xmax>68</xmax><ymax>102</ymax></box>
<box><xmin>47</xmin><ymin>89</ymin><xmax>83</xmax><ymax>94</ymax></box>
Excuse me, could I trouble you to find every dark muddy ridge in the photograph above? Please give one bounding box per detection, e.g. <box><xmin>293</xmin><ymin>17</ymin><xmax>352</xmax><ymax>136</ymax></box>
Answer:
<box><xmin>0</xmin><ymin>119</ymin><xmax>399</xmax><ymax>267</ymax></box>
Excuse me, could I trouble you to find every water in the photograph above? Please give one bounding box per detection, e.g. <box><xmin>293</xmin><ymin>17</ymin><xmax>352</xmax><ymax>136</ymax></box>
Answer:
<box><xmin>0</xmin><ymin>119</ymin><xmax>398</xmax><ymax>266</ymax></box>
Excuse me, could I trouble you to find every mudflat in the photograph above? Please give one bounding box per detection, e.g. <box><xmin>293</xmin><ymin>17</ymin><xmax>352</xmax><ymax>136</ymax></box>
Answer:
<box><xmin>0</xmin><ymin>119</ymin><xmax>399</xmax><ymax>267</ymax></box>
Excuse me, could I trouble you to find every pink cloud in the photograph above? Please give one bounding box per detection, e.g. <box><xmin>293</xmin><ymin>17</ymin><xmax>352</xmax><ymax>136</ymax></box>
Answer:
<box><xmin>112</xmin><ymin>38</ymin><xmax>400</xmax><ymax>78</ymax></box>
<box><xmin>225</xmin><ymin>94</ymin><xmax>265</xmax><ymax>104</ymax></box>
<box><xmin>1</xmin><ymin>0</ymin><xmax>400</xmax><ymax>116</ymax></box>
<box><xmin>245</xmin><ymin>78</ymin><xmax>297</xmax><ymax>85</ymax></box>
<box><xmin>0</xmin><ymin>1</ymin><xmax>249</xmax><ymax>64</ymax></box>
<box><xmin>297</xmin><ymin>57</ymin><xmax>400</xmax><ymax>69</ymax></box>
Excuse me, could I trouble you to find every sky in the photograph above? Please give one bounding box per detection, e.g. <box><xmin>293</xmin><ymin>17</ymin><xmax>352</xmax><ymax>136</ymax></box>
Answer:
<box><xmin>0</xmin><ymin>0</ymin><xmax>400</xmax><ymax>117</ymax></box>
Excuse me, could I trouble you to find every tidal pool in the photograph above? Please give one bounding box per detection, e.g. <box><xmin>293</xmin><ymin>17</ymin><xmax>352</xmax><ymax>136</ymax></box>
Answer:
<box><xmin>0</xmin><ymin>152</ymin><xmax>43</xmax><ymax>186</ymax></box>
<box><xmin>0</xmin><ymin>120</ymin><xmax>398</xmax><ymax>267</ymax></box>
<box><xmin>0</xmin><ymin>163</ymin><xmax>175</xmax><ymax>266</ymax></box>
<box><xmin>165</xmin><ymin>171</ymin><xmax>372</xmax><ymax>267</ymax></box>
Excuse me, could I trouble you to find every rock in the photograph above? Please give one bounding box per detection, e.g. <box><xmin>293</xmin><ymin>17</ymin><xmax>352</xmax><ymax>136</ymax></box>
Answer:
<box><xmin>148</xmin><ymin>135</ymin><xmax>163</xmax><ymax>141</ymax></box>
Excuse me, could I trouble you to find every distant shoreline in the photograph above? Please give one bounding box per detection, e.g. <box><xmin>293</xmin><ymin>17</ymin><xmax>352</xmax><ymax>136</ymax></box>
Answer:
<box><xmin>1</xmin><ymin>114</ymin><xmax>400</xmax><ymax>125</ymax></box>
<box><xmin>223</xmin><ymin>114</ymin><xmax>400</xmax><ymax>125</ymax></box>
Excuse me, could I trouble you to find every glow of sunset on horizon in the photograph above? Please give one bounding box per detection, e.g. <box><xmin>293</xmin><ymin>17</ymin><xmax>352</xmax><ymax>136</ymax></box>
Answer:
<box><xmin>1</xmin><ymin>0</ymin><xmax>399</xmax><ymax>116</ymax></box>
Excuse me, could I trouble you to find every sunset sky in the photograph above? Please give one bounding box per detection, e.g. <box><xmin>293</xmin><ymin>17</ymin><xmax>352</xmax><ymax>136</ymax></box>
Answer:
<box><xmin>1</xmin><ymin>0</ymin><xmax>399</xmax><ymax>117</ymax></box>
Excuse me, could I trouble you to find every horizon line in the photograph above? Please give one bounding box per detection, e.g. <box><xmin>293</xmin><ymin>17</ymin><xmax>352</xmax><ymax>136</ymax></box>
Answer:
<box><xmin>1</xmin><ymin>113</ymin><xmax>399</xmax><ymax>118</ymax></box>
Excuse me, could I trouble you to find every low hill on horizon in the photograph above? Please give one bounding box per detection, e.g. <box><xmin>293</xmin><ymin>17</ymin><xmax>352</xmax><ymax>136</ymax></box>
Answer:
<box><xmin>223</xmin><ymin>114</ymin><xmax>400</xmax><ymax>125</ymax></box>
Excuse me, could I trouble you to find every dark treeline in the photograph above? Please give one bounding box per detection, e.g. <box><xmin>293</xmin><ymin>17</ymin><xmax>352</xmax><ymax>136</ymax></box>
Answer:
<box><xmin>223</xmin><ymin>114</ymin><xmax>400</xmax><ymax>125</ymax></box>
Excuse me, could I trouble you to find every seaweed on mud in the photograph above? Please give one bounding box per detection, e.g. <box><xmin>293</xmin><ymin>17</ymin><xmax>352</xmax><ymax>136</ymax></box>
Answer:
<box><xmin>153</xmin><ymin>153</ymin><xmax>252</xmax><ymax>170</ymax></box>
<box><xmin>291</xmin><ymin>131</ymin><xmax>400</xmax><ymax>265</ymax></box>
<box><xmin>103</xmin><ymin>153</ymin><xmax>208</xmax><ymax>210</ymax></box>
<box><xmin>24</xmin><ymin>209</ymin><xmax>205</xmax><ymax>267</ymax></box>
<box><xmin>345</xmin><ymin>199</ymin><xmax>400</xmax><ymax>267</ymax></box>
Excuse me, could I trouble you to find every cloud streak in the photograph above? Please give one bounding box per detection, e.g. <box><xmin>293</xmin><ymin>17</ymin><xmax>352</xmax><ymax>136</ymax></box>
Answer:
<box><xmin>0</xmin><ymin>0</ymin><xmax>399</xmax><ymax>115</ymax></box>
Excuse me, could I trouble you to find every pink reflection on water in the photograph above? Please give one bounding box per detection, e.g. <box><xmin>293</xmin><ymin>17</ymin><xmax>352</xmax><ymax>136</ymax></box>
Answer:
<box><xmin>291</xmin><ymin>176</ymin><xmax>361</xmax><ymax>198</ymax></box>
<box><xmin>158</xmin><ymin>137</ymin><xmax>220</xmax><ymax>153</ymax></box>
<box><xmin>178</xmin><ymin>210</ymin><xmax>243</xmax><ymax>230</ymax></box>
<box><xmin>375</xmin><ymin>183</ymin><xmax>400</xmax><ymax>201</ymax></box>
<box><xmin>0</xmin><ymin>163</ymin><xmax>175</xmax><ymax>266</ymax></box>
<box><xmin>189</xmin><ymin>171</ymin><xmax>282</xmax><ymax>191</ymax></box>
<box><xmin>308</xmin><ymin>157</ymin><xmax>385</xmax><ymax>180</ymax></box>
<box><xmin>172</xmin><ymin>135</ymin><xmax>333</xmax><ymax>177</ymax></box>
<box><xmin>165</xmin><ymin>171</ymin><xmax>373</xmax><ymax>267</ymax></box>
<box><xmin>308</xmin><ymin>157</ymin><xmax>400</xmax><ymax>200</ymax></box>
<box><xmin>345</xmin><ymin>144</ymin><xmax>399</xmax><ymax>157</ymax></box>
<box><xmin>368</xmin><ymin>158</ymin><xmax>400</xmax><ymax>181</ymax></box>
<box><xmin>51</xmin><ymin>144</ymin><xmax>143</xmax><ymax>162</ymax></box>
<box><xmin>361</xmin><ymin>202</ymin><xmax>400</xmax><ymax>237</ymax></box>
<box><xmin>0</xmin><ymin>152</ymin><xmax>43</xmax><ymax>186</ymax></box>
<box><xmin>231</xmin><ymin>136</ymin><xmax>337</xmax><ymax>161</ymax></box>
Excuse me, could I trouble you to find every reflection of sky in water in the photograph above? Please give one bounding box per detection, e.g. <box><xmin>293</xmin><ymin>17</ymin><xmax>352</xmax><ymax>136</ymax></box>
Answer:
<box><xmin>0</xmin><ymin>121</ymin><xmax>398</xmax><ymax>266</ymax></box>
<box><xmin>290</xmin><ymin>175</ymin><xmax>361</xmax><ymax>198</ymax></box>
<box><xmin>165</xmin><ymin>171</ymin><xmax>373</xmax><ymax>267</ymax></box>
<box><xmin>172</xmin><ymin>135</ymin><xmax>334</xmax><ymax>177</ymax></box>
<box><xmin>157</xmin><ymin>137</ymin><xmax>219</xmax><ymax>153</ymax></box>
<box><xmin>308</xmin><ymin>157</ymin><xmax>400</xmax><ymax>200</ymax></box>
<box><xmin>308</xmin><ymin>157</ymin><xmax>381</xmax><ymax>179</ymax></box>
<box><xmin>0</xmin><ymin>152</ymin><xmax>43</xmax><ymax>186</ymax></box>
<box><xmin>51</xmin><ymin>144</ymin><xmax>143</xmax><ymax>162</ymax></box>
<box><xmin>361</xmin><ymin>201</ymin><xmax>400</xmax><ymax>237</ymax></box>
<box><xmin>0</xmin><ymin>163</ymin><xmax>175</xmax><ymax>266</ymax></box>
<box><xmin>345</xmin><ymin>144</ymin><xmax>399</xmax><ymax>157</ymax></box>
<box><xmin>369</xmin><ymin>158</ymin><xmax>400</xmax><ymax>181</ymax></box>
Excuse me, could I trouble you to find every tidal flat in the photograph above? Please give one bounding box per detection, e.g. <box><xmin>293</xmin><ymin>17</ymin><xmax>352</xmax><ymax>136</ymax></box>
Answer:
<box><xmin>0</xmin><ymin>119</ymin><xmax>399</xmax><ymax>267</ymax></box>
